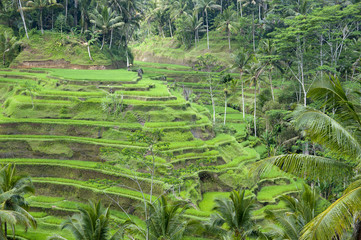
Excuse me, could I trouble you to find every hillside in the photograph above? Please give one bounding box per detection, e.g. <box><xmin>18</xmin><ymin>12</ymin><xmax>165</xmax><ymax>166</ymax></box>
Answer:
<box><xmin>10</xmin><ymin>32</ymin><xmax>127</xmax><ymax>69</ymax></box>
<box><xmin>132</xmin><ymin>32</ymin><xmax>237</xmax><ymax>67</ymax></box>
<box><xmin>0</xmin><ymin>63</ymin><xmax>304</xmax><ymax>239</ymax></box>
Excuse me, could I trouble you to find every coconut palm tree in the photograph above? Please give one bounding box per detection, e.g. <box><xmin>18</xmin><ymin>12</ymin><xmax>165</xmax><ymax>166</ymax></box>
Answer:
<box><xmin>221</xmin><ymin>73</ymin><xmax>234</xmax><ymax>125</ymax></box>
<box><xmin>84</xmin><ymin>26</ymin><xmax>100</xmax><ymax>61</ymax></box>
<box><xmin>265</xmin><ymin>184</ymin><xmax>325</xmax><ymax>240</ymax></box>
<box><xmin>246</xmin><ymin>58</ymin><xmax>265</xmax><ymax>137</ymax></box>
<box><xmin>49</xmin><ymin>200</ymin><xmax>121</xmax><ymax>240</ymax></box>
<box><xmin>0</xmin><ymin>31</ymin><xmax>20</xmax><ymax>66</ymax></box>
<box><xmin>257</xmin><ymin>76</ymin><xmax>361</xmax><ymax>239</ymax></box>
<box><xmin>216</xmin><ymin>6</ymin><xmax>237</xmax><ymax>51</ymax></box>
<box><xmin>0</xmin><ymin>164</ymin><xmax>37</xmax><ymax>239</ymax></box>
<box><xmin>169</xmin><ymin>0</ymin><xmax>189</xmax><ymax>38</ymax></box>
<box><xmin>185</xmin><ymin>12</ymin><xmax>204</xmax><ymax>47</ymax></box>
<box><xmin>89</xmin><ymin>5</ymin><xmax>124</xmax><ymax>50</ymax></box>
<box><xmin>17</xmin><ymin>0</ymin><xmax>29</xmax><ymax>39</ymax></box>
<box><xmin>233</xmin><ymin>49</ymin><xmax>253</xmax><ymax>120</ymax></box>
<box><xmin>210</xmin><ymin>190</ymin><xmax>256</xmax><ymax>239</ymax></box>
<box><xmin>258</xmin><ymin>39</ymin><xmax>283</xmax><ymax>101</ymax></box>
<box><xmin>196</xmin><ymin>0</ymin><xmax>221</xmax><ymax>50</ymax></box>
<box><xmin>147</xmin><ymin>196</ymin><xmax>189</xmax><ymax>240</ymax></box>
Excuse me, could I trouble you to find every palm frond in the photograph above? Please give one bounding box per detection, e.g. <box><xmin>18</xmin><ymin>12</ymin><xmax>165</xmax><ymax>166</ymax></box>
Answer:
<box><xmin>256</xmin><ymin>154</ymin><xmax>352</xmax><ymax>181</ymax></box>
<box><xmin>308</xmin><ymin>75</ymin><xmax>361</xmax><ymax>127</ymax></box>
<box><xmin>293</xmin><ymin>106</ymin><xmax>361</xmax><ymax>161</ymax></box>
<box><xmin>300</xmin><ymin>186</ymin><xmax>361</xmax><ymax>240</ymax></box>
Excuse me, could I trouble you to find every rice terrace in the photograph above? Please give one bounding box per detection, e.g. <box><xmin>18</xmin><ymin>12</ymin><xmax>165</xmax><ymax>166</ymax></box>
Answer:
<box><xmin>1</xmin><ymin>0</ymin><xmax>361</xmax><ymax>239</ymax></box>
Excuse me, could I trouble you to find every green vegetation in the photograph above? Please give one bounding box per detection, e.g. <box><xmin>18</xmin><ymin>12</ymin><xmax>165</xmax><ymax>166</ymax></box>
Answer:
<box><xmin>2</xmin><ymin>0</ymin><xmax>361</xmax><ymax>239</ymax></box>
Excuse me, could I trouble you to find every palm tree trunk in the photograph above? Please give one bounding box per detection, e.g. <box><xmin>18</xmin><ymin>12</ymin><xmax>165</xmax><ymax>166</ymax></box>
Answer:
<box><xmin>109</xmin><ymin>28</ymin><xmax>113</xmax><ymax>49</ymax></box>
<box><xmin>224</xmin><ymin>94</ymin><xmax>227</xmax><ymax>125</ymax></box>
<box><xmin>3</xmin><ymin>49</ymin><xmax>8</xmax><ymax>65</ymax></box>
<box><xmin>87</xmin><ymin>44</ymin><xmax>93</xmax><ymax>61</ymax></box>
<box><xmin>252</xmin><ymin>12</ymin><xmax>255</xmax><ymax>52</ymax></box>
<box><xmin>269</xmin><ymin>71</ymin><xmax>274</xmax><ymax>101</ymax></box>
<box><xmin>241</xmin><ymin>72</ymin><xmax>245</xmax><ymax>119</ymax></box>
<box><xmin>18</xmin><ymin>0</ymin><xmax>29</xmax><ymax>39</ymax></box>
<box><xmin>101</xmin><ymin>33</ymin><xmax>105</xmax><ymax>50</ymax></box>
<box><xmin>240</xmin><ymin>0</ymin><xmax>243</xmax><ymax>17</ymax></box>
<box><xmin>169</xmin><ymin>19</ymin><xmax>173</xmax><ymax>38</ymax></box>
<box><xmin>210</xmin><ymin>86</ymin><xmax>216</xmax><ymax>125</ymax></box>
<box><xmin>228</xmin><ymin>28</ymin><xmax>231</xmax><ymax>51</ymax></box>
<box><xmin>254</xmin><ymin>81</ymin><xmax>257</xmax><ymax>137</ymax></box>
<box><xmin>40</xmin><ymin>9</ymin><xmax>44</xmax><ymax>34</ymax></box>
<box><xmin>195</xmin><ymin>31</ymin><xmax>197</xmax><ymax>47</ymax></box>
<box><xmin>52</xmin><ymin>9</ymin><xmax>54</xmax><ymax>30</ymax></box>
<box><xmin>65</xmin><ymin>0</ymin><xmax>68</xmax><ymax>19</ymax></box>
<box><xmin>126</xmin><ymin>50</ymin><xmax>130</xmax><ymax>70</ymax></box>
<box><xmin>150</xmin><ymin>151</ymin><xmax>155</xmax><ymax>203</ymax></box>
<box><xmin>206</xmin><ymin>11</ymin><xmax>210</xmax><ymax>50</ymax></box>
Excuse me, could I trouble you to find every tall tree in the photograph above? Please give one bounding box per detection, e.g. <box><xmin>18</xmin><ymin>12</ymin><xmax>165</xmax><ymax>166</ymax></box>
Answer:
<box><xmin>233</xmin><ymin>49</ymin><xmax>253</xmax><ymax>120</ymax></box>
<box><xmin>0</xmin><ymin>164</ymin><xmax>37</xmax><ymax>239</ymax></box>
<box><xmin>196</xmin><ymin>53</ymin><xmax>222</xmax><ymax>125</ymax></box>
<box><xmin>258</xmin><ymin>39</ymin><xmax>283</xmax><ymax>101</ymax></box>
<box><xmin>215</xmin><ymin>6</ymin><xmax>237</xmax><ymax>51</ymax></box>
<box><xmin>246</xmin><ymin>58</ymin><xmax>265</xmax><ymax>137</ymax></box>
<box><xmin>90</xmin><ymin>5</ymin><xmax>124</xmax><ymax>50</ymax></box>
<box><xmin>257</xmin><ymin>76</ymin><xmax>361</xmax><ymax>239</ymax></box>
<box><xmin>196</xmin><ymin>0</ymin><xmax>221</xmax><ymax>49</ymax></box>
<box><xmin>0</xmin><ymin>31</ymin><xmax>20</xmax><ymax>66</ymax></box>
<box><xmin>23</xmin><ymin>0</ymin><xmax>62</xmax><ymax>34</ymax></box>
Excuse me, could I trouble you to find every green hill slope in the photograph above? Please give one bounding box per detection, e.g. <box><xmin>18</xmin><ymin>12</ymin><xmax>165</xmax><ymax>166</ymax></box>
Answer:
<box><xmin>11</xmin><ymin>31</ymin><xmax>127</xmax><ymax>69</ymax></box>
<box><xmin>132</xmin><ymin>31</ymin><xmax>237</xmax><ymax>67</ymax></box>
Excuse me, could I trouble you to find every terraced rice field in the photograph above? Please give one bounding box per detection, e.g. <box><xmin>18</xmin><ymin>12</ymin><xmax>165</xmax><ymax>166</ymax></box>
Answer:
<box><xmin>0</xmin><ymin>63</ymin><xmax>302</xmax><ymax>239</ymax></box>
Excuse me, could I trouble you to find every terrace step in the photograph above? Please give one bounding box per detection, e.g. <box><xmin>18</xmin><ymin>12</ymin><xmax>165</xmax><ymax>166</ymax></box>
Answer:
<box><xmin>32</xmin><ymin>178</ymin><xmax>150</xmax><ymax>214</ymax></box>
<box><xmin>11</xmin><ymin>161</ymin><xmax>163</xmax><ymax>194</ymax></box>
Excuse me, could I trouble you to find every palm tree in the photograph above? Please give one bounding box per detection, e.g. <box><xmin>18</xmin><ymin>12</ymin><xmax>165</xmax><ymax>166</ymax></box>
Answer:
<box><xmin>258</xmin><ymin>39</ymin><xmax>283</xmax><ymax>101</ymax></box>
<box><xmin>85</xmin><ymin>26</ymin><xmax>100</xmax><ymax>61</ymax></box>
<box><xmin>169</xmin><ymin>0</ymin><xmax>189</xmax><ymax>38</ymax></box>
<box><xmin>23</xmin><ymin>0</ymin><xmax>62</xmax><ymax>34</ymax></box>
<box><xmin>196</xmin><ymin>0</ymin><xmax>221</xmax><ymax>50</ymax></box>
<box><xmin>49</xmin><ymin>200</ymin><xmax>120</xmax><ymax>240</ymax></box>
<box><xmin>233</xmin><ymin>49</ymin><xmax>253</xmax><ymax>120</ymax></box>
<box><xmin>90</xmin><ymin>5</ymin><xmax>124</xmax><ymax>50</ymax></box>
<box><xmin>257</xmin><ymin>76</ymin><xmax>361</xmax><ymax>239</ymax></box>
<box><xmin>221</xmin><ymin>74</ymin><xmax>235</xmax><ymax>125</ymax></box>
<box><xmin>0</xmin><ymin>31</ymin><xmax>20</xmax><ymax>66</ymax></box>
<box><xmin>147</xmin><ymin>196</ymin><xmax>190</xmax><ymax>240</ymax></box>
<box><xmin>78</xmin><ymin>0</ymin><xmax>93</xmax><ymax>33</ymax></box>
<box><xmin>183</xmin><ymin>12</ymin><xmax>204</xmax><ymax>47</ymax></box>
<box><xmin>216</xmin><ymin>7</ymin><xmax>237</xmax><ymax>51</ymax></box>
<box><xmin>265</xmin><ymin>184</ymin><xmax>324</xmax><ymax>239</ymax></box>
<box><xmin>246</xmin><ymin>58</ymin><xmax>265</xmax><ymax>137</ymax></box>
<box><xmin>17</xmin><ymin>0</ymin><xmax>29</xmax><ymax>39</ymax></box>
<box><xmin>0</xmin><ymin>164</ymin><xmax>37</xmax><ymax>239</ymax></box>
<box><xmin>210</xmin><ymin>190</ymin><xmax>256</xmax><ymax>239</ymax></box>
